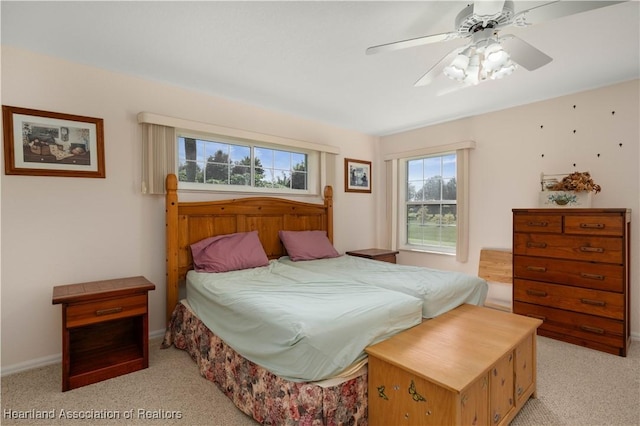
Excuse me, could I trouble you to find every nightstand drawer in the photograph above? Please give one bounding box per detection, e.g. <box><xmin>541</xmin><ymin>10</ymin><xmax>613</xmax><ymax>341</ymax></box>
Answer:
<box><xmin>66</xmin><ymin>294</ymin><xmax>147</xmax><ymax>328</ymax></box>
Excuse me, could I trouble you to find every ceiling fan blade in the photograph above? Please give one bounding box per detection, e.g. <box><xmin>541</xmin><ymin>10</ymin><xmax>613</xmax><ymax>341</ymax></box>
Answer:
<box><xmin>501</xmin><ymin>35</ymin><xmax>553</xmax><ymax>71</ymax></box>
<box><xmin>513</xmin><ymin>1</ymin><xmax>626</xmax><ymax>26</ymax></box>
<box><xmin>436</xmin><ymin>83</ymin><xmax>474</xmax><ymax>97</ymax></box>
<box><xmin>366</xmin><ymin>31</ymin><xmax>458</xmax><ymax>55</ymax></box>
<box><xmin>414</xmin><ymin>47</ymin><xmax>465</xmax><ymax>87</ymax></box>
<box><xmin>473</xmin><ymin>0</ymin><xmax>506</xmax><ymax>19</ymax></box>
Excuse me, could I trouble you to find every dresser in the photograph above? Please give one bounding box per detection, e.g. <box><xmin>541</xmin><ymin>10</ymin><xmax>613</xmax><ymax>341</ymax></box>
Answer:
<box><xmin>512</xmin><ymin>208</ymin><xmax>631</xmax><ymax>356</ymax></box>
<box><xmin>52</xmin><ymin>276</ymin><xmax>155</xmax><ymax>391</ymax></box>
<box><xmin>366</xmin><ymin>304</ymin><xmax>542</xmax><ymax>426</ymax></box>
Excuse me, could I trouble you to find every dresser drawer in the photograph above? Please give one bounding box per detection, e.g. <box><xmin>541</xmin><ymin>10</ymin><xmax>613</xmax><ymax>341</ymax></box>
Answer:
<box><xmin>513</xmin><ymin>214</ymin><xmax>562</xmax><ymax>233</ymax></box>
<box><xmin>564</xmin><ymin>215</ymin><xmax>624</xmax><ymax>237</ymax></box>
<box><xmin>513</xmin><ymin>256</ymin><xmax>624</xmax><ymax>292</ymax></box>
<box><xmin>513</xmin><ymin>279</ymin><xmax>624</xmax><ymax>320</ymax></box>
<box><xmin>513</xmin><ymin>233</ymin><xmax>623</xmax><ymax>264</ymax></box>
<box><xmin>513</xmin><ymin>302</ymin><xmax>624</xmax><ymax>349</ymax></box>
<box><xmin>66</xmin><ymin>294</ymin><xmax>148</xmax><ymax>328</ymax></box>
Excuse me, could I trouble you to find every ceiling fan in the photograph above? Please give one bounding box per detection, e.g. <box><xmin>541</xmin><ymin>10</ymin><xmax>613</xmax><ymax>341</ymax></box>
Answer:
<box><xmin>366</xmin><ymin>1</ymin><xmax>624</xmax><ymax>87</ymax></box>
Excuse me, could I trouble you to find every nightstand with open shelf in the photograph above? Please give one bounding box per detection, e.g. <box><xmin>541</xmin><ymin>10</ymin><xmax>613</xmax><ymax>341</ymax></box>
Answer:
<box><xmin>52</xmin><ymin>276</ymin><xmax>155</xmax><ymax>391</ymax></box>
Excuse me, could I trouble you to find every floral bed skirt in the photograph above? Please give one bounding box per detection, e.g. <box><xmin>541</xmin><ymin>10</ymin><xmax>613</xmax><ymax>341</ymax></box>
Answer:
<box><xmin>162</xmin><ymin>301</ymin><xmax>368</xmax><ymax>425</ymax></box>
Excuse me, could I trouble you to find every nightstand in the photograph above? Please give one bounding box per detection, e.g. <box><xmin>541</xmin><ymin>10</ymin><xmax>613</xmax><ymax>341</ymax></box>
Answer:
<box><xmin>346</xmin><ymin>248</ymin><xmax>399</xmax><ymax>264</ymax></box>
<box><xmin>52</xmin><ymin>276</ymin><xmax>155</xmax><ymax>391</ymax></box>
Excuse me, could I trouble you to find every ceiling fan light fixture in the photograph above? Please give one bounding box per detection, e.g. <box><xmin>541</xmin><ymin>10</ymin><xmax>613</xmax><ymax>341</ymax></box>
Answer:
<box><xmin>490</xmin><ymin>61</ymin><xmax>517</xmax><ymax>80</ymax></box>
<box><xmin>443</xmin><ymin>53</ymin><xmax>470</xmax><ymax>81</ymax></box>
<box><xmin>463</xmin><ymin>54</ymin><xmax>482</xmax><ymax>85</ymax></box>
<box><xmin>444</xmin><ymin>35</ymin><xmax>517</xmax><ymax>84</ymax></box>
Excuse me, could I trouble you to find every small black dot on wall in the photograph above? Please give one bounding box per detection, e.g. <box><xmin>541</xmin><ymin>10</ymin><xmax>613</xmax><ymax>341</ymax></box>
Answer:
<box><xmin>612</xmin><ymin>111</ymin><xmax>616</xmax><ymax>115</ymax></box>
<box><xmin>541</xmin><ymin>154</ymin><xmax>545</xmax><ymax>158</ymax></box>
<box><xmin>573</xmin><ymin>105</ymin><xmax>577</xmax><ymax>109</ymax></box>
<box><xmin>540</xmin><ymin>125</ymin><xmax>544</xmax><ymax>129</ymax></box>
<box><xmin>597</xmin><ymin>153</ymin><xmax>601</xmax><ymax>157</ymax></box>
<box><xmin>573</xmin><ymin>130</ymin><xmax>577</xmax><ymax>134</ymax></box>
<box><xmin>573</xmin><ymin>163</ymin><xmax>577</xmax><ymax>167</ymax></box>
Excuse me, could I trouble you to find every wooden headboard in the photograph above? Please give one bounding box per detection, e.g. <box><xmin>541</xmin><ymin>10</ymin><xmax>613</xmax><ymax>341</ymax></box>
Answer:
<box><xmin>165</xmin><ymin>174</ymin><xmax>334</xmax><ymax>321</ymax></box>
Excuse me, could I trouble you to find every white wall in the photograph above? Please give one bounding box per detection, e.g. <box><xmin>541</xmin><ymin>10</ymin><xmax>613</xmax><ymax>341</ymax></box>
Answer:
<box><xmin>380</xmin><ymin>79</ymin><xmax>640</xmax><ymax>338</ymax></box>
<box><xmin>0</xmin><ymin>46</ymin><xmax>379</xmax><ymax>371</ymax></box>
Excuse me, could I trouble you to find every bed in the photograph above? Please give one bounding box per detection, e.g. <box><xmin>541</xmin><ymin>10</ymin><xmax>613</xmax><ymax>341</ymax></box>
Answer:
<box><xmin>161</xmin><ymin>173</ymin><xmax>487</xmax><ymax>425</ymax></box>
<box><xmin>278</xmin><ymin>255</ymin><xmax>487</xmax><ymax>318</ymax></box>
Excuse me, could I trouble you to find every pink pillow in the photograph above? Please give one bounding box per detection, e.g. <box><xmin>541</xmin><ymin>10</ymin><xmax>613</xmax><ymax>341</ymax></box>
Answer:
<box><xmin>191</xmin><ymin>231</ymin><xmax>269</xmax><ymax>273</ymax></box>
<box><xmin>279</xmin><ymin>230</ymin><xmax>340</xmax><ymax>261</ymax></box>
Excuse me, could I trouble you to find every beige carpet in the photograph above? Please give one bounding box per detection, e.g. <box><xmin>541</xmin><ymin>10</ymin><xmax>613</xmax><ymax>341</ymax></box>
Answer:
<box><xmin>2</xmin><ymin>336</ymin><xmax>638</xmax><ymax>425</ymax></box>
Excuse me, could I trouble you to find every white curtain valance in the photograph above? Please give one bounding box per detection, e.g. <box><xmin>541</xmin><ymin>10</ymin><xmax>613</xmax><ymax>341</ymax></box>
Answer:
<box><xmin>137</xmin><ymin>112</ymin><xmax>340</xmax><ymax>155</ymax></box>
<box><xmin>383</xmin><ymin>140</ymin><xmax>476</xmax><ymax>161</ymax></box>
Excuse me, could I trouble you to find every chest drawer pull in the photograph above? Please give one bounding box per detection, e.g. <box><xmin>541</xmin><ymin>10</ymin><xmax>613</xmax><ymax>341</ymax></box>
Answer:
<box><xmin>95</xmin><ymin>307</ymin><xmax>124</xmax><ymax>316</ymax></box>
<box><xmin>579</xmin><ymin>223</ymin><xmax>605</xmax><ymax>229</ymax></box>
<box><xmin>526</xmin><ymin>289</ymin><xmax>547</xmax><ymax>297</ymax></box>
<box><xmin>527</xmin><ymin>221</ymin><xmax>548</xmax><ymax>227</ymax></box>
<box><xmin>526</xmin><ymin>242</ymin><xmax>547</xmax><ymax>249</ymax></box>
<box><xmin>580</xmin><ymin>298</ymin><xmax>606</xmax><ymax>307</ymax></box>
<box><xmin>580</xmin><ymin>246</ymin><xmax>604</xmax><ymax>253</ymax></box>
<box><xmin>580</xmin><ymin>272</ymin><xmax>605</xmax><ymax>280</ymax></box>
<box><xmin>526</xmin><ymin>266</ymin><xmax>547</xmax><ymax>272</ymax></box>
<box><xmin>580</xmin><ymin>325</ymin><xmax>605</xmax><ymax>335</ymax></box>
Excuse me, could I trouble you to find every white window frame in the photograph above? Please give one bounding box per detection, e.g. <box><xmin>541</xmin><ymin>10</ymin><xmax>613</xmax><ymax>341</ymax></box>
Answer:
<box><xmin>385</xmin><ymin>141</ymin><xmax>474</xmax><ymax>262</ymax></box>
<box><xmin>400</xmin><ymin>151</ymin><xmax>458</xmax><ymax>255</ymax></box>
<box><xmin>177</xmin><ymin>130</ymin><xmax>319</xmax><ymax>195</ymax></box>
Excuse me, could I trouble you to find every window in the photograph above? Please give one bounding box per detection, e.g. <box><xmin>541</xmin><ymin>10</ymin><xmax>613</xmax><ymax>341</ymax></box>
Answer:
<box><xmin>177</xmin><ymin>134</ymin><xmax>312</xmax><ymax>193</ymax></box>
<box><xmin>385</xmin><ymin>140</ymin><xmax>473</xmax><ymax>262</ymax></box>
<box><xmin>405</xmin><ymin>153</ymin><xmax>457</xmax><ymax>253</ymax></box>
<box><xmin>138</xmin><ymin>112</ymin><xmax>339</xmax><ymax>196</ymax></box>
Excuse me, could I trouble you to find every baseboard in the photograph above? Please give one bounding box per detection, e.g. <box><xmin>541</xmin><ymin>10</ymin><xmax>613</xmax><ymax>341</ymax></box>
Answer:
<box><xmin>0</xmin><ymin>328</ymin><xmax>167</xmax><ymax>377</ymax></box>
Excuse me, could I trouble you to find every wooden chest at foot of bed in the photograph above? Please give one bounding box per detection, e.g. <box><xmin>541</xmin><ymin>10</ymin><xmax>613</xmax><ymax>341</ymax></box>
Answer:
<box><xmin>365</xmin><ymin>304</ymin><xmax>542</xmax><ymax>426</ymax></box>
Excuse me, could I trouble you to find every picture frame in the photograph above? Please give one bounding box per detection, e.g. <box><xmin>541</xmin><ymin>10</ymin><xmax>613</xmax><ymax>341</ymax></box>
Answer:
<box><xmin>2</xmin><ymin>105</ymin><xmax>105</xmax><ymax>178</ymax></box>
<box><xmin>344</xmin><ymin>158</ymin><xmax>371</xmax><ymax>193</ymax></box>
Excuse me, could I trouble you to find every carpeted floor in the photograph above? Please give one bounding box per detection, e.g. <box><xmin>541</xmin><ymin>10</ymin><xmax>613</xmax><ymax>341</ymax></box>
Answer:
<box><xmin>2</xmin><ymin>335</ymin><xmax>638</xmax><ymax>425</ymax></box>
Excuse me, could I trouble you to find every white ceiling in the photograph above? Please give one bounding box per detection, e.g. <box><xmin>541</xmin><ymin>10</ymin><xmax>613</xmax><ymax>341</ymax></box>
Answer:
<box><xmin>2</xmin><ymin>1</ymin><xmax>639</xmax><ymax>136</ymax></box>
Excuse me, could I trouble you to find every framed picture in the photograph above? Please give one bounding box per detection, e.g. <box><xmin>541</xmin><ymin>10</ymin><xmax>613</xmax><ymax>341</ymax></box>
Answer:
<box><xmin>344</xmin><ymin>158</ymin><xmax>371</xmax><ymax>193</ymax></box>
<box><xmin>3</xmin><ymin>105</ymin><xmax>105</xmax><ymax>178</ymax></box>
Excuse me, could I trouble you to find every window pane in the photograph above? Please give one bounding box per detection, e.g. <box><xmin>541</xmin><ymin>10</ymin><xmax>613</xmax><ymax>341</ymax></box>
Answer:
<box><xmin>442</xmin><ymin>154</ymin><xmax>456</xmax><ymax>178</ymax></box>
<box><xmin>423</xmin><ymin>157</ymin><xmax>441</xmax><ymax>178</ymax></box>
<box><xmin>255</xmin><ymin>147</ymin><xmax>273</xmax><ymax>168</ymax></box>
<box><xmin>178</xmin><ymin>136</ymin><xmax>308</xmax><ymax>192</ymax></box>
<box><xmin>407</xmin><ymin>159</ymin><xmax>423</xmax><ymax>181</ymax></box>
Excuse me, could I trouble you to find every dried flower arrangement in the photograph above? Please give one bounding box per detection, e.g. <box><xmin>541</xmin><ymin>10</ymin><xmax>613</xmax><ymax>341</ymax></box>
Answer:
<box><xmin>548</xmin><ymin>171</ymin><xmax>601</xmax><ymax>193</ymax></box>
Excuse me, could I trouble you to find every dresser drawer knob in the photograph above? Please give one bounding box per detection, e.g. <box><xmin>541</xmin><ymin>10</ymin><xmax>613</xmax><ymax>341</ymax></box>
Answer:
<box><xmin>527</xmin><ymin>221</ymin><xmax>548</xmax><ymax>227</ymax></box>
<box><xmin>580</xmin><ymin>246</ymin><xmax>604</xmax><ymax>253</ymax></box>
<box><xmin>580</xmin><ymin>325</ymin><xmax>605</xmax><ymax>335</ymax></box>
<box><xmin>526</xmin><ymin>242</ymin><xmax>547</xmax><ymax>248</ymax></box>
<box><xmin>526</xmin><ymin>266</ymin><xmax>547</xmax><ymax>272</ymax></box>
<box><xmin>95</xmin><ymin>307</ymin><xmax>124</xmax><ymax>316</ymax></box>
<box><xmin>526</xmin><ymin>289</ymin><xmax>547</xmax><ymax>297</ymax></box>
<box><xmin>580</xmin><ymin>223</ymin><xmax>605</xmax><ymax>229</ymax></box>
<box><xmin>580</xmin><ymin>298</ymin><xmax>606</xmax><ymax>307</ymax></box>
<box><xmin>580</xmin><ymin>272</ymin><xmax>605</xmax><ymax>281</ymax></box>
